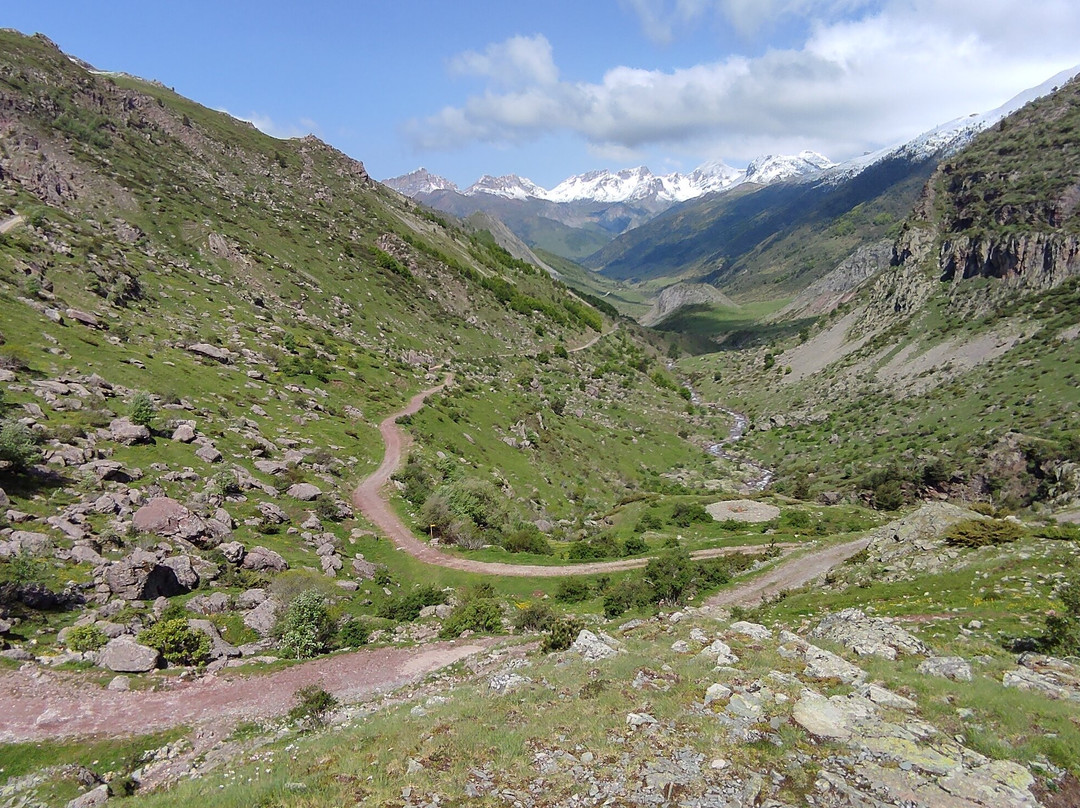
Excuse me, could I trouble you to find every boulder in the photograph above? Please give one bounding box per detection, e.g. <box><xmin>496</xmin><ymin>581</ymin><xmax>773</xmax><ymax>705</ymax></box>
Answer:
<box><xmin>286</xmin><ymin>483</ymin><xmax>321</xmax><ymax>501</ymax></box>
<box><xmin>161</xmin><ymin>555</ymin><xmax>199</xmax><ymax>590</ymax></box>
<box><xmin>352</xmin><ymin>557</ymin><xmax>378</xmax><ymax>580</ymax></box>
<box><xmin>101</xmin><ymin>550</ymin><xmax>189</xmax><ymax>600</ymax></box>
<box><xmin>219</xmin><ymin>541</ymin><xmax>246</xmax><ymax>564</ymax></box>
<box><xmin>0</xmin><ymin>487</ymin><xmax>8</xmax><ymax>508</ymax></box>
<box><xmin>569</xmin><ymin>629</ymin><xmax>618</xmax><ymax>661</ymax></box>
<box><xmin>254</xmin><ymin>460</ymin><xmax>289</xmax><ymax>476</ymax></box>
<box><xmin>132</xmin><ymin>497</ymin><xmax>215</xmax><ymax>544</ymax></box>
<box><xmin>195</xmin><ymin>444</ymin><xmax>223</xmax><ymax>463</ymax></box>
<box><xmin>237</xmin><ymin>588</ymin><xmax>267</xmax><ymax>609</ymax></box>
<box><xmin>65</xmin><ymin>783</ymin><xmax>110</xmax><ymax>808</ymax></box>
<box><xmin>65</xmin><ymin>308</ymin><xmax>100</xmax><ymax>328</ymax></box>
<box><xmin>97</xmin><ymin>636</ymin><xmax>160</xmax><ymax>672</ymax></box>
<box><xmin>187</xmin><ymin>343</ymin><xmax>232</xmax><ymax>363</ymax></box>
<box><xmin>187</xmin><ymin>592</ymin><xmax>230</xmax><ymax>615</ymax></box>
<box><xmin>109</xmin><ymin>418</ymin><xmax>151</xmax><ymax>445</ymax></box>
<box><xmin>171</xmin><ymin>423</ymin><xmax>197</xmax><ymax>443</ymax></box>
<box><xmin>258</xmin><ymin>502</ymin><xmax>288</xmax><ymax>523</ymax></box>
<box><xmin>241</xmin><ymin>545</ymin><xmax>288</xmax><ymax>572</ymax></box>
<box><xmin>243</xmin><ymin>598</ymin><xmax>279</xmax><ymax>636</ymax></box>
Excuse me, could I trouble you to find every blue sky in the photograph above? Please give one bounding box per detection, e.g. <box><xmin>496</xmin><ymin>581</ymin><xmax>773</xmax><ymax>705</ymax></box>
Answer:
<box><xmin>5</xmin><ymin>1</ymin><xmax>1079</xmax><ymax>188</ymax></box>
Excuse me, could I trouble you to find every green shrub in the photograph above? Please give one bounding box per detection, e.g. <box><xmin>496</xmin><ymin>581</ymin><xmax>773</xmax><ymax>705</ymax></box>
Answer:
<box><xmin>1041</xmin><ymin>575</ymin><xmax>1080</xmax><ymax>656</ymax></box>
<box><xmin>780</xmin><ymin>510</ymin><xmax>811</xmax><ymax>529</ymax></box>
<box><xmin>0</xmin><ymin>419</ymin><xmax>41</xmax><ymax>472</ymax></box>
<box><xmin>129</xmin><ymin>392</ymin><xmax>155</xmax><ymax>428</ymax></box>
<box><xmin>602</xmin><ymin>578</ymin><xmax>652</xmax><ymax>618</ymax></box>
<box><xmin>622</xmin><ymin>536</ymin><xmax>648</xmax><ymax>556</ymax></box>
<box><xmin>377</xmin><ymin>585</ymin><xmax>446</xmax><ymax>622</ymax></box>
<box><xmin>513</xmin><ymin>601</ymin><xmax>555</xmax><ymax>632</ymax></box>
<box><xmin>502</xmin><ymin>525</ymin><xmax>553</xmax><ymax>555</ymax></box>
<box><xmin>138</xmin><ymin>619</ymin><xmax>211</xmax><ymax>667</ymax></box>
<box><xmin>635</xmin><ymin>511</ymin><xmax>664</xmax><ymax>532</ymax></box>
<box><xmin>567</xmin><ymin>536</ymin><xmax>620</xmax><ymax>560</ymax></box>
<box><xmin>65</xmin><ymin>624</ymin><xmax>108</xmax><ymax>652</ymax></box>
<box><xmin>313</xmin><ymin>496</ymin><xmax>342</xmax><ymax>523</ymax></box>
<box><xmin>943</xmin><ymin>519</ymin><xmax>1025</xmax><ymax>548</ymax></box>
<box><xmin>439</xmin><ymin>598</ymin><xmax>503</xmax><ymax>639</ymax></box>
<box><xmin>337</xmin><ymin>617</ymin><xmax>371</xmax><ymax>648</ymax></box>
<box><xmin>554</xmin><ymin>578</ymin><xmax>592</xmax><ymax>603</ymax></box>
<box><xmin>644</xmin><ymin>549</ymin><xmax>693</xmax><ymax>604</ymax></box>
<box><xmin>541</xmin><ymin>616</ymin><xmax>584</xmax><ymax>653</ymax></box>
<box><xmin>287</xmin><ymin>685</ymin><xmax>338</xmax><ymax>729</ymax></box>
<box><xmin>275</xmin><ymin>591</ymin><xmax>335</xmax><ymax>659</ymax></box>
<box><xmin>670</xmin><ymin>501</ymin><xmax>710</xmax><ymax>528</ymax></box>
<box><xmin>873</xmin><ymin>480</ymin><xmax>906</xmax><ymax>511</ymax></box>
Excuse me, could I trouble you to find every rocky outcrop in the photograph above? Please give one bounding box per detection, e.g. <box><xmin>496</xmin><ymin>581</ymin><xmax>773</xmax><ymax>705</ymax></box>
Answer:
<box><xmin>639</xmin><ymin>283</ymin><xmax>737</xmax><ymax>327</ymax></box>
<box><xmin>774</xmin><ymin>239</ymin><xmax>893</xmax><ymax>320</ymax></box>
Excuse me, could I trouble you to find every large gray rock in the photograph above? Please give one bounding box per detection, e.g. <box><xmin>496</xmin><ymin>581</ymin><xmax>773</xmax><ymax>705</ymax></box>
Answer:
<box><xmin>258</xmin><ymin>502</ymin><xmax>288</xmax><ymax>523</ymax></box>
<box><xmin>1002</xmin><ymin>654</ymin><xmax>1080</xmax><ymax>701</ymax></box>
<box><xmin>132</xmin><ymin>497</ymin><xmax>192</xmax><ymax>535</ymax></box>
<box><xmin>243</xmin><ymin>598</ymin><xmax>279</xmax><ymax>636</ymax></box>
<box><xmin>863</xmin><ymin>502</ymin><xmax>983</xmax><ymax>578</ymax></box>
<box><xmin>810</xmin><ymin>608</ymin><xmax>929</xmax><ymax>660</ymax></box>
<box><xmin>195</xmin><ymin>444</ymin><xmax>223</xmax><ymax>463</ymax></box>
<box><xmin>917</xmin><ymin>656</ymin><xmax>973</xmax><ymax>681</ymax></box>
<box><xmin>0</xmin><ymin>531</ymin><xmax>52</xmax><ymax>557</ymax></box>
<box><xmin>161</xmin><ymin>555</ymin><xmax>199</xmax><ymax>590</ymax></box>
<box><xmin>241</xmin><ymin>545</ymin><xmax>288</xmax><ymax>572</ymax></box>
<box><xmin>171</xmin><ymin>423</ymin><xmax>197</xmax><ymax>443</ymax></box>
<box><xmin>97</xmin><ymin>636</ymin><xmax>159</xmax><ymax>672</ymax></box>
<box><xmin>219</xmin><ymin>541</ymin><xmax>246</xmax><ymax>564</ymax></box>
<box><xmin>286</xmin><ymin>483</ymin><xmax>321</xmax><ymax>501</ymax></box>
<box><xmin>569</xmin><ymin>629</ymin><xmax>618</xmax><ymax>661</ymax></box>
<box><xmin>109</xmin><ymin>418</ymin><xmax>151</xmax><ymax>445</ymax></box>
<box><xmin>101</xmin><ymin>549</ymin><xmax>190</xmax><ymax>600</ymax></box>
<box><xmin>187</xmin><ymin>343</ymin><xmax>232</xmax><ymax>363</ymax></box>
<box><xmin>65</xmin><ymin>783</ymin><xmax>110</xmax><ymax>808</ymax></box>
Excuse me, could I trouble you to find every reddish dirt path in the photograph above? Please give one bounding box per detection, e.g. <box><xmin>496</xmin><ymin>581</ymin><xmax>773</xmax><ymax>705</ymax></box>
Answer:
<box><xmin>351</xmin><ymin>375</ymin><xmax>793</xmax><ymax>577</ymax></box>
<box><xmin>0</xmin><ymin>638</ymin><xmax>498</xmax><ymax>743</ymax></box>
<box><xmin>704</xmin><ymin>536</ymin><xmax>869</xmax><ymax>608</ymax></box>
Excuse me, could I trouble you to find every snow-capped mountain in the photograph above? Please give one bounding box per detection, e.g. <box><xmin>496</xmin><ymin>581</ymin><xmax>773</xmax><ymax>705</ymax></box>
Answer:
<box><xmin>385</xmin><ymin>153</ymin><xmax>829</xmax><ymax>208</ymax></box>
<box><xmin>744</xmin><ymin>151</ymin><xmax>834</xmax><ymax>185</ymax></box>
<box><xmin>383</xmin><ymin>167</ymin><xmax>458</xmax><ymax>196</ymax></box>
<box><xmin>464</xmin><ymin>174</ymin><xmax>549</xmax><ymax>200</ymax></box>
<box><xmin>825</xmin><ymin>63</ymin><xmax>1080</xmax><ymax>183</ymax></box>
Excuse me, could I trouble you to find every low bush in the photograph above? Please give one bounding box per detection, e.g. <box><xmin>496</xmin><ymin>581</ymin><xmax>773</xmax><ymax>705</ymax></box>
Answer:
<box><xmin>138</xmin><ymin>619</ymin><xmax>211</xmax><ymax>667</ymax></box>
<box><xmin>377</xmin><ymin>585</ymin><xmax>446</xmax><ymax>622</ymax></box>
<box><xmin>513</xmin><ymin>601</ymin><xmax>555</xmax><ymax>632</ymax></box>
<box><xmin>439</xmin><ymin>598</ymin><xmax>503</xmax><ymax>639</ymax></box>
<box><xmin>554</xmin><ymin>578</ymin><xmax>592</xmax><ymax>603</ymax></box>
<box><xmin>670</xmin><ymin>501</ymin><xmax>711</xmax><ymax>527</ymax></box>
<box><xmin>943</xmin><ymin>519</ymin><xmax>1025</xmax><ymax>548</ymax></box>
<box><xmin>502</xmin><ymin>525</ymin><xmax>553</xmax><ymax>555</ymax></box>
<box><xmin>541</xmin><ymin>616</ymin><xmax>584</xmax><ymax>653</ymax></box>
<box><xmin>0</xmin><ymin>419</ymin><xmax>41</xmax><ymax>472</ymax></box>
<box><xmin>337</xmin><ymin>617</ymin><xmax>372</xmax><ymax>648</ymax></box>
<box><xmin>602</xmin><ymin>578</ymin><xmax>652</xmax><ymax>618</ymax></box>
<box><xmin>65</xmin><ymin>624</ymin><xmax>108</xmax><ymax>652</ymax></box>
<box><xmin>288</xmin><ymin>685</ymin><xmax>338</xmax><ymax>729</ymax></box>
<box><xmin>622</xmin><ymin>536</ymin><xmax>648</xmax><ymax>556</ymax></box>
<box><xmin>1040</xmin><ymin>575</ymin><xmax>1080</xmax><ymax>656</ymax></box>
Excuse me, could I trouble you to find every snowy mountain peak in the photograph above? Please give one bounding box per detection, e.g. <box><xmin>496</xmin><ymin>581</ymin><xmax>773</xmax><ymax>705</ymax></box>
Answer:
<box><xmin>382</xmin><ymin>167</ymin><xmax>457</xmax><ymax>196</ymax></box>
<box><xmin>465</xmin><ymin>174</ymin><xmax>547</xmax><ymax>200</ymax></box>
<box><xmin>744</xmin><ymin>151</ymin><xmax>835</xmax><ymax>185</ymax></box>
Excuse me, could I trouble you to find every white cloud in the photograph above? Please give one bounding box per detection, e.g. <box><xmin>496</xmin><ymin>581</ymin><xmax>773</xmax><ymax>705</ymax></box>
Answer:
<box><xmin>449</xmin><ymin>34</ymin><xmax>558</xmax><ymax>88</ymax></box>
<box><xmin>407</xmin><ymin>4</ymin><xmax>1080</xmax><ymax>164</ymax></box>
<box><xmin>221</xmin><ymin>110</ymin><xmax>318</xmax><ymax>140</ymax></box>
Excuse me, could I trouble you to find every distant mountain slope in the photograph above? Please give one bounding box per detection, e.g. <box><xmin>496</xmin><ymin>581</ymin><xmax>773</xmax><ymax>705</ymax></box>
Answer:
<box><xmin>384</xmin><ymin>155</ymin><xmax>832</xmax><ymax>261</ymax></box>
<box><xmin>589</xmin><ymin>67</ymin><xmax>1079</xmax><ymax>296</ymax></box>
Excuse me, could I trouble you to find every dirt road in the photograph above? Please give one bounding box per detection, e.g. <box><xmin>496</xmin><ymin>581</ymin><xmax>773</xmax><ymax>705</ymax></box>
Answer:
<box><xmin>0</xmin><ymin>638</ymin><xmax>498</xmax><ymax>743</ymax></box>
<box><xmin>703</xmin><ymin>536</ymin><xmax>869</xmax><ymax>608</ymax></box>
<box><xmin>350</xmin><ymin>376</ymin><xmax>791</xmax><ymax>577</ymax></box>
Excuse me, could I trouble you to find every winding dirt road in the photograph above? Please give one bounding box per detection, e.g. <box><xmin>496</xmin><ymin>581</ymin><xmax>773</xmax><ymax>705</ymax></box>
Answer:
<box><xmin>350</xmin><ymin>375</ymin><xmax>791</xmax><ymax>577</ymax></box>
<box><xmin>704</xmin><ymin>536</ymin><xmax>870</xmax><ymax>608</ymax></box>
